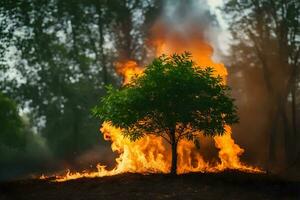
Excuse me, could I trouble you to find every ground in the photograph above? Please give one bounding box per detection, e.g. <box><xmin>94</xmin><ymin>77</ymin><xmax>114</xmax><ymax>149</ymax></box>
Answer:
<box><xmin>0</xmin><ymin>170</ymin><xmax>299</xmax><ymax>200</ymax></box>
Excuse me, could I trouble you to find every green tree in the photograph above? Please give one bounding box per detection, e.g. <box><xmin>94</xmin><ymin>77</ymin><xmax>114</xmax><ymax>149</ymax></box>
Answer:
<box><xmin>0</xmin><ymin>0</ymin><xmax>161</xmax><ymax>161</ymax></box>
<box><xmin>0</xmin><ymin>92</ymin><xmax>24</xmax><ymax>149</ymax></box>
<box><xmin>0</xmin><ymin>92</ymin><xmax>51</xmax><ymax>180</ymax></box>
<box><xmin>93</xmin><ymin>53</ymin><xmax>238</xmax><ymax>174</ymax></box>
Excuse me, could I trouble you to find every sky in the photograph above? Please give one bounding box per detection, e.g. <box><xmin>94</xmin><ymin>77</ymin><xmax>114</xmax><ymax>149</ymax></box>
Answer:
<box><xmin>207</xmin><ymin>0</ymin><xmax>227</xmax><ymax>28</ymax></box>
<box><xmin>206</xmin><ymin>0</ymin><xmax>231</xmax><ymax>59</ymax></box>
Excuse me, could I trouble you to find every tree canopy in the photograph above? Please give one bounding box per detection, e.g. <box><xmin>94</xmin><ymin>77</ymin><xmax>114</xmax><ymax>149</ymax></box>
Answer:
<box><xmin>93</xmin><ymin>53</ymin><xmax>238</xmax><ymax>174</ymax></box>
<box><xmin>0</xmin><ymin>0</ymin><xmax>163</xmax><ymax>159</ymax></box>
<box><xmin>223</xmin><ymin>0</ymin><xmax>300</xmax><ymax>168</ymax></box>
<box><xmin>0</xmin><ymin>92</ymin><xmax>24</xmax><ymax>148</ymax></box>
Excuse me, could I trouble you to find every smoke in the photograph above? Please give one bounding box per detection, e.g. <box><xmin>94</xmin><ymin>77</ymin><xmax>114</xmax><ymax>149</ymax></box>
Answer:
<box><xmin>0</xmin><ymin>129</ymin><xmax>52</xmax><ymax>181</ymax></box>
<box><xmin>0</xmin><ymin>0</ymin><xmax>269</xmax><ymax>181</ymax></box>
<box><xmin>146</xmin><ymin>0</ymin><xmax>226</xmax><ymax>160</ymax></box>
<box><xmin>150</xmin><ymin>0</ymin><xmax>267</xmax><ymax>168</ymax></box>
<box><xmin>160</xmin><ymin>0</ymin><xmax>224</xmax><ymax>58</ymax></box>
<box><xmin>227</xmin><ymin>56</ymin><xmax>273</xmax><ymax>168</ymax></box>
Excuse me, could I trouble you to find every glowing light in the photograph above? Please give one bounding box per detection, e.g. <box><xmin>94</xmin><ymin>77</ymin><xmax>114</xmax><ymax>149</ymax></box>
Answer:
<box><xmin>41</xmin><ymin>24</ymin><xmax>263</xmax><ymax>182</ymax></box>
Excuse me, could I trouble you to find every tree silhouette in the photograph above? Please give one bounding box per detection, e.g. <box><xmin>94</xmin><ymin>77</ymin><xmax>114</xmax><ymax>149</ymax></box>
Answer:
<box><xmin>93</xmin><ymin>53</ymin><xmax>239</xmax><ymax>174</ymax></box>
<box><xmin>0</xmin><ymin>0</ymin><xmax>160</xmax><ymax>160</ymax></box>
<box><xmin>0</xmin><ymin>92</ymin><xmax>24</xmax><ymax>149</ymax></box>
<box><xmin>223</xmin><ymin>0</ymin><xmax>300</xmax><ymax>169</ymax></box>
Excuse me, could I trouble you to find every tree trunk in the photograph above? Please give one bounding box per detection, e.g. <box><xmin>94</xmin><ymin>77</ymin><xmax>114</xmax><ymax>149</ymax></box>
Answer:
<box><xmin>97</xmin><ymin>6</ymin><xmax>108</xmax><ymax>85</ymax></box>
<box><xmin>291</xmin><ymin>80</ymin><xmax>297</xmax><ymax>137</ymax></box>
<box><xmin>281</xmin><ymin>102</ymin><xmax>293</xmax><ymax>164</ymax></box>
<box><xmin>267</xmin><ymin>109</ymin><xmax>279</xmax><ymax>173</ymax></box>
<box><xmin>267</xmin><ymin>95</ymin><xmax>291</xmax><ymax>171</ymax></box>
<box><xmin>170</xmin><ymin>128</ymin><xmax>177</xmax><ymax>175</ymax></box>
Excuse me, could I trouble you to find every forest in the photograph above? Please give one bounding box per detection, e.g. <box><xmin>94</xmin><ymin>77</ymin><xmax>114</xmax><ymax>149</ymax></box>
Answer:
<box><xmin>0</xmin><ymin>0</ymin><xmax>299</xmax><ymax>187</ymax></box>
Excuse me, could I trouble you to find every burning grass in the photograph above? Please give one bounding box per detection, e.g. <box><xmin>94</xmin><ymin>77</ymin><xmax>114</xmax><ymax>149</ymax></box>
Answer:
<box><xmin>41</xmin><ymin>123</ymin><xmax>263</xmax><ymax>182</ymax></box>
<box><xmin>40</xmin><ymin>19</ymin><xmax>263</xmax><ymax>182</ymax></box>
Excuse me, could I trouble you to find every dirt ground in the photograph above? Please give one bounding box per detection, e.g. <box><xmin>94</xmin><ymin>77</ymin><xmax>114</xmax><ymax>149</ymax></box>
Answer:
<box><xmin>0</xmin><ymin>170</ymin><xmax>299</xmax><ymax>200</ymax></box>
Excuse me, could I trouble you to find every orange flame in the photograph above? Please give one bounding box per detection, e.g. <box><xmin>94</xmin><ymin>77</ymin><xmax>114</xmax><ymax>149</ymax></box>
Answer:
<box><xmin>115</xmin><ymin>60</ymin><xmax>143</xmax><ymax>85</ymax></box>
<box><xmin>42</xmin><ymin>24</ymin><xmax>262</xmax><ymax>182</ymax></box>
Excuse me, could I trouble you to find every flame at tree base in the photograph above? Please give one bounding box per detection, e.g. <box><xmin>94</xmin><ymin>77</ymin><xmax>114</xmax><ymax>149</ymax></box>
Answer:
<box><xmin>40</xmin><ymin>22</ymin><xmax>264</xmax><ymax>182</ymax></box>
<box><xmin>47</xmin><ymin>122</ymin><xmax>262</xmax><ymax>182</ymax></box>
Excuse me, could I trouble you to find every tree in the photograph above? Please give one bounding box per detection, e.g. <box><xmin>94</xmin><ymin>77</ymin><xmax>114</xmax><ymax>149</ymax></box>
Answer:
<box><xmin>0</xmin><ymin>92</ymin><xmax>24</xmax><ymax>149</ymax></box>
<box><xmin>0</xmin><ymin>0</ymin><xmax>161</xmax><ymax>161</ymax></box>
<box><xmin>0</xmin><ymin>92</ymin><xmax>51</xmax><ymax>180</ymax></box>
<box><xmin>223</xmin><ymin>0</ymin><xmax>300</xmax><ymax>169</ymax></box>
<box><xmin>93</xmin><ymin>53</ymin><xmax>239</xmax><ymax>174</ymax></box>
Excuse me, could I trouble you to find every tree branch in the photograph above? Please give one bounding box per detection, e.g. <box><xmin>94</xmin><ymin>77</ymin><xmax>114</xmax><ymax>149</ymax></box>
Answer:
<box><xmin>160</xmin><ymin>133</ymin><xmax>171</xmax><ymax>144</ymax></box>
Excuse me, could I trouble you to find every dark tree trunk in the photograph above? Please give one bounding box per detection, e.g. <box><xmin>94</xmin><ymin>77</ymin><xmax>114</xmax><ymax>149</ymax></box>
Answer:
<box><xmin>97</xmin><ymin>6</ymin><xmax>108</xmax><ymax>85</ymax></box>
<box><xmin>267</xmin><ymin>109</ymin><xmax>278</xmax><ymax>172</ymax></box>
<box><xmin>170</xmin><ymin>128</ymin><xmax>177</xmax><ymax>175</ymax></box>
<box><xmin>291</xmin><ymin>81</ymin><xmax>297</xmax><ymax>137</ymax></box>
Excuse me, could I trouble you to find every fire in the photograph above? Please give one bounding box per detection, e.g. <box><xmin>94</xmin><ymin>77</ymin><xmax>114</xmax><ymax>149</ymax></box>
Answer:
<box><xmin>42</xmin><ymin>23</ymin><xmax>262</xmax><ymax>182</ymax></box>
<box><xmin>53</xmin><ymin>122</ymin><xmax>170</xmax><ymax>182</ymax></box>
<box><xmin>115</xmin><ymin>60</ymin><xmax>143</xmax><ymax>85</ymax></box>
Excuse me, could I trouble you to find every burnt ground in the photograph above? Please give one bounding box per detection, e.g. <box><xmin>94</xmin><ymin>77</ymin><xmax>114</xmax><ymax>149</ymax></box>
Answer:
<box><xmin>0</xmin><ymin>170</ymin><xmax>299</xmax><ymax>200</ymax></box>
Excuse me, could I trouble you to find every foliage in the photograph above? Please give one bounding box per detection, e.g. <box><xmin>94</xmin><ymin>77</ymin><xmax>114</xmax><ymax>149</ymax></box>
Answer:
<box><xmin>0</xmin><ymin>0</ymin><xmax>162</xmax><ymax>159</ymax></box>
<box><xmin>223</xmin><ymin>0</ymin><xmax>300</xmax><ymax>166</ymax></box>
<box><xmin>0</xmin><ymin>106</ymin><xmax>51</xmax><ymax>180</ymax></box>
<box><xmin>0</xmin><ymin>92</ymin><xmax>24</xmax><ymax>148</ymax></box>
<box><xmin>93</xmin><ymin>53</ymin><xmax>238</xmax><ymax>144</ymax></box>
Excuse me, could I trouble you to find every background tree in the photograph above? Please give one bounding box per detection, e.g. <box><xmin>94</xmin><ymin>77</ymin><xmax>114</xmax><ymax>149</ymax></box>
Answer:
<box><xmin>0</xmin><ymin>0</ymin><xmax>161</xmax><ymax>163</ymax></box>
<box><xmin>0</xmin><ymin>92</ymin><xmax>24</xmax><ymax>149</ymax></box>
<box><xmin>0</xmin><ymin>92</ymin><xmax>49</xmax><ymax>180</ymax></box>
<box><xmin>93</xmin><ymin>53</ymin><xmax>239</xmax><ymax>174</ymax></box>
<box><xmin>223</xmin><ymin>0</ymin><xmax>300</xmax><ymax>170</ymax></box>
<box><xmin>0</xmin><ymin>0</ymin><xmax>232</xmax><ymax>179</ymax></box>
